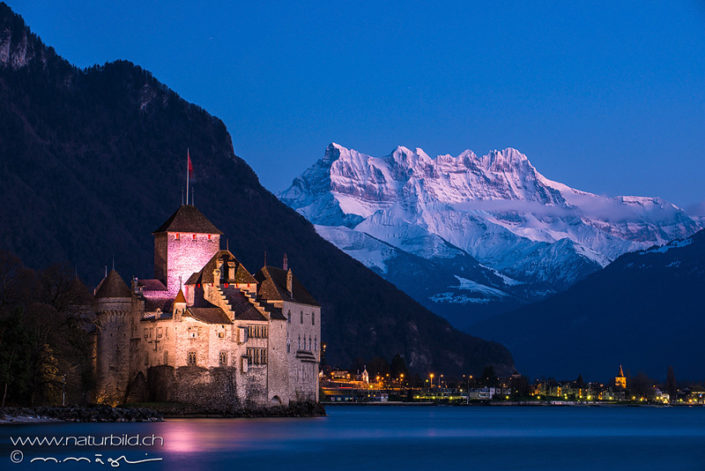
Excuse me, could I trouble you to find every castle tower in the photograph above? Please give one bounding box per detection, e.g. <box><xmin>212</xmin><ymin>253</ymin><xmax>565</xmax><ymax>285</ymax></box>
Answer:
<box><xmin>94</xmin><ymin>269</ymin><xmax>133</xmax><ymax>405</ymax></box>
<box><xmin>153</xmin><ymin>205</ymin><xmax>222</xmax><ymax>296</ymax></box>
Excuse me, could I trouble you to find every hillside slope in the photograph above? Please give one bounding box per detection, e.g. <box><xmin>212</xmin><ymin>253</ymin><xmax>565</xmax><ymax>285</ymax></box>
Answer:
<box><xmin>0</xmin><ymin>3</ymin><xmax>512</xmax><ymax>375</ymax></box>
<box><xmin>474</xmin><ymin>230</ymin><xmax>705</xmax><ymax>380</ymax></box>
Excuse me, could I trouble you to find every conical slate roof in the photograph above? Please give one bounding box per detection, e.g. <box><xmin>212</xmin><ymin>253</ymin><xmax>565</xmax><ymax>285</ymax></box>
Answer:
<box><xmin>174</xmin><ymin>288</ymin><xmax>187</xmax><ymax>304</ymax></box>
<box><xmin>95</xmin><ymin>269</ymin><xmax>132</xmax><ymax>298</ymax></box>
<box><xmin>154</xmin><ymin>205</ymin><xmax>223</xmax><ymax>234</ymax></box>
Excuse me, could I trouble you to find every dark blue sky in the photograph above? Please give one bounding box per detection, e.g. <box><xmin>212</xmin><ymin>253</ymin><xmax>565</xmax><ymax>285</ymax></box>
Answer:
<box><xmin>8</xmin><ymin>0</ymin><xmax>705</xmax><ymax>208</ymax></box>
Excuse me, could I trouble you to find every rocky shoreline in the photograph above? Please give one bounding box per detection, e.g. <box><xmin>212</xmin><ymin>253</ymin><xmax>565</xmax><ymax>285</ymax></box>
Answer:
<box><xmin>0</xmin><ymin>402</ymin><xmax>326</xmax><ymax>424</ymax></box>
<box><xmin>0</xmin><ymin>405</ymin><xmax>163</xmax><ymax>424</ymax></box>
<box><xmin>144</xmin><ymin>400</ymin><xmax>326</xmax><ymax>418</ymax></box>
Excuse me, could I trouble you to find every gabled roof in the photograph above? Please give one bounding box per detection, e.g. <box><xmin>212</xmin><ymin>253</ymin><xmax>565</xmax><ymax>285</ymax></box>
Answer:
<box><xmin>186</xmin><ymin>306</ymin><xmax>232</xmax><ymax>324</ymax></box>
<box><xmin>144</xmin><ymin>297</ymin><xmax>173</xmax><ymax>313</ymax></box>
<box><xmin>255</xmin><ymin>265</ymin><xmax>320</xmax><ymax>307</ymax></box>
<box><xmin>154</xmin><ymin>204</ymin><xmax>223</xmax><ymax>234</ymax></box>
<box><xmin>220</xmin><ymin>286</ymin><xmax>268</xmax><ymax>321</ymax></box>
<box><xmin>95</xmin><ymin>269</ymin><xmax>132</xmax><ymax>298</ymax></box>
<box><xmin>185</xmin><ymin>250</ymin><xmax>257</xmax><ymax>285</ymax></box>
<box><xmin>138</xmin><ymin>279</ymin><xmax>167</xmax><ymax>291</ymax></box>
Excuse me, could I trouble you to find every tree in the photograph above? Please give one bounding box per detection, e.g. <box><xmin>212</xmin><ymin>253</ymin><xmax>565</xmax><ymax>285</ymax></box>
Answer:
<box><xmin>630</xmin><ymin>372</ymin><xmax>654</xmax><ymax>399</ymax></box>
<box><xmin>390</xmin><ymin>354</ymin><xmax>408</xmax><ymax>379</ymax></box>
<box><xmin>0</xmin><ymin>308</ymin><xmax>34</xmax><ymax>406</ymax></box>
<box><xmin>367</xmin><ymin>357</ymin><xmax>390</xmax><ymax>379</ymax></box>
<box><xmin>666</xmin><ymin>366</ymin><xmax>677</xmax><ymax>403</ymax></box>
<box><xmin>481</xmin><ymin>365</ymin><xmax>498</xmax><ymax>387</ymax></box>
<box><xmin>575</xmin><ymin>374</ymin><xmax>585</xmax><ymax>388</ymax></box>
<box><xmin>510</xmin><ymin>374</ymin><xmax>531</xmax><ymax>399</ymax></box>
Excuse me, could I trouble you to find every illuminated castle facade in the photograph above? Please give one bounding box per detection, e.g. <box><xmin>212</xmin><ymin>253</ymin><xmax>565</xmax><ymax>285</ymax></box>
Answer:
<box><xmin>92</xmin><ymin>205</ymin><xmax>321</xmax><ymax>408</ymax></box>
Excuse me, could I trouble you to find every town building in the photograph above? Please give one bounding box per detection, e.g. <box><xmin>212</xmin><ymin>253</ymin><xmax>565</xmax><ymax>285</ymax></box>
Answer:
<box><xmin>92</xmin><ymin>204</ymin><xmax>321</xmax><ymax>408</ymax></box>
<box><xmin>615</xmin><ymin>365</ymin><xmax>627</xmax><ymax>389</ymax></box>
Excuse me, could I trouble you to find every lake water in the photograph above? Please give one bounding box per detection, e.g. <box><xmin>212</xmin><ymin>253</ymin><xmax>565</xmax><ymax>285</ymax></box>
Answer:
<box><xmin>3</xmin><ymin>405</ymin><xmax>705</xmax><ymax>470</ymax></box>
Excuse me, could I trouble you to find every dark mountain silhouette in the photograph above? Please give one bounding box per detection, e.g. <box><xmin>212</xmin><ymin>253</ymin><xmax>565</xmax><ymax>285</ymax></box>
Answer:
<box><xmin>0</xmin><ymin>3</ymin><xmax>513</xmax><ymax>376</ymax></box>
<box><xmin>474</xmin><ymin>230</ymin><xmax>705</xmax><ymax>380</ymax></box>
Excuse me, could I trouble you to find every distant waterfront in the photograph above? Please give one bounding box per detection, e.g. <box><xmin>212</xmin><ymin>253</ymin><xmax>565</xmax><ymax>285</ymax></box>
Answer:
<box><xmin>3</xmin><ymin>406</ymin><xmax>705</xmax><ymax>470</ymax></box>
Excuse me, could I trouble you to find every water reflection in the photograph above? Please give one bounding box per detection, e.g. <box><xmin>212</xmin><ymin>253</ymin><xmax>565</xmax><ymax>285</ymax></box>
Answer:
<box><xmin>3</xmin><ymin>407</ymin><xmax>705</xmax><ymax>470</ymax></box>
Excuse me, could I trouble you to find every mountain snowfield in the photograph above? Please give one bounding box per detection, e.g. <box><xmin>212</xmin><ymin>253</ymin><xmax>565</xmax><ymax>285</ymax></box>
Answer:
<box><xmin>280</xmin><ymin>143</ymin><xmax>701</xmax><ymax>328</ymax></box>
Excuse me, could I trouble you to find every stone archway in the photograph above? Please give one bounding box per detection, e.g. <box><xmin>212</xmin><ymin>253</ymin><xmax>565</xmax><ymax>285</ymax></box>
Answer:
<box><xmin>270</xmin><ymin>395</ymin><xmax>282</xmax><ymax>405</ymax></box>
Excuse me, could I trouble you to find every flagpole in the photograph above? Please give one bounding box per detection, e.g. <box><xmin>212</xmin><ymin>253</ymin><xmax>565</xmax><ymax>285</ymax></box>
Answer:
<box><xmin>186</xmin><ymin>148</ymin><xmax>190</xmax><ymax>205</ymax></box>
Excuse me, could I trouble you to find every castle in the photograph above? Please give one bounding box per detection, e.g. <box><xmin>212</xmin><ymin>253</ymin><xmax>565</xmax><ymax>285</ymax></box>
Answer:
<box><xmin>92</xmin><ymin>204</ymin><xmax>321</xmax><ymax>408</ymax></box>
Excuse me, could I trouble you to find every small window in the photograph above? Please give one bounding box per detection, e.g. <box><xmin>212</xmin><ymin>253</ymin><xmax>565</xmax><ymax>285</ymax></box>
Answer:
<box><xmin>157</xmin><ymin>327</ymin><xmax>163</xmax><ymax>338</ymax></box>
<box><xmin>208</xmin><ymin>234</ymin><xmax>212</xmax><ymax>240</ymax></box>
<box><xmin>312</xmin><ymin>312</ymin><xmax>315</xmax><ymax>326</ymax></box>
<box><xmin>143</xmin><ymin>328</ymin><xmax>149</xmax><ymax>339</ymax></box>
<box><xmin>287</xmin><ymin>311</ymin><xmax>291</xmax><ymax>324</ymax></box>
<box><xmin>300</xmin><ymin>311</ymin><xmax>303</xmax><ymax>324</ymax></box>
<box><xmin>175</xmin><ymin>233</ymin><xmax>180</xmax><ymax>240</ymax></box>
<box><xmin>192</xmin><ymin>234</ymin><xmax>197</xmax><ymax>240</ymax></box>
<box><xmin>163</xmin><ymin>351</ymin><xmax>169</xmax><ymax>365</ymax></box>
<box><xmin>187</xmin><ymin>351</ymin><xmax>197</xmax><ymax>366</ymax></box>
<box><xmin>287</xmin><ymin>339</ymin><xmax>290</xmax><ymax>353</ymax></box>
<box><xmin>219</xmin><ymin>351</ymin><xmax>228</xmax><ymax>366</ymax></box>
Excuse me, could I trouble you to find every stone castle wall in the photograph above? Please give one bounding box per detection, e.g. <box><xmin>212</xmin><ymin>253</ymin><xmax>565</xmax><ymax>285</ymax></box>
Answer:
<box><xmin>95</xmin><ymin>297</ymin><xmax>133</xmax><ymax>405</ymax></box>
<box><xmin>284</xmin><ymin>301</ymin><xmax>321</xmax><ymax>402</ymax></box>
<box><xmin>267</xmin><ymin>319</ymin><xmax>289</xmax><ymax>405</ymax></box>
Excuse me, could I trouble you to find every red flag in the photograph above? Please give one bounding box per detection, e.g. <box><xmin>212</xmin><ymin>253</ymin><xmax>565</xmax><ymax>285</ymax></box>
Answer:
<box><xmin>187</xmin><ymin>149</ymin><xmax>194</xmax><ymax>177</ymax></box>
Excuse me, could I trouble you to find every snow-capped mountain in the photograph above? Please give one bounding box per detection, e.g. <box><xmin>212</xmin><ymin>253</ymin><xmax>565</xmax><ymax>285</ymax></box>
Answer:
<box><xmin>280</xmin><ymin>143</ymin><xmax>701</xmax><ymax>327</ymax></box>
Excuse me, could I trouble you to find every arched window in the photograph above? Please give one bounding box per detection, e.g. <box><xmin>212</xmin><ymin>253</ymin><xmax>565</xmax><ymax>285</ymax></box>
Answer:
<box><xmin>187</xmin><ymin>351</ymin><xmax>197</xmax><ymax>366</ymax></box>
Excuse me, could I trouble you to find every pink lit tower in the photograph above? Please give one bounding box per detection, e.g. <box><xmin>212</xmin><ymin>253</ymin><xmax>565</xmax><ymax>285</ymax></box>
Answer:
<box><xmin>152</xmin><ymin>205</ymin><xmax>222</xmax><ymax>297</ymax></box>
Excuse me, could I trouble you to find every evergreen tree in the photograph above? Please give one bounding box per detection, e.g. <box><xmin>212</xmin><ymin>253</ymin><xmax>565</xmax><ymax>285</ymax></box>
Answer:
<box><xmin>390</xmin><ymin>354</ymin><xmax>408</xmax><ymax>379</ymax></box>
<box><xmin>666</xmin><ymin>366</ymin><xmax>677</xmax><ymax>403</ymax></box>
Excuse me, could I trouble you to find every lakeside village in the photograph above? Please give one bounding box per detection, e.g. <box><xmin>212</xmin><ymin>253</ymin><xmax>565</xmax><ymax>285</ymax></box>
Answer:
<box><xmin>319</xmin><ymin>364</ymin><xmax>705</xmax><ymax>406</ymax></box>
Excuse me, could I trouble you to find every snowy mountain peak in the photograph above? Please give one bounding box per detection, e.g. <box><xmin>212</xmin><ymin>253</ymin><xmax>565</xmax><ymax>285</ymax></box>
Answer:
<box><xmin>280</xmin><ymin>143</ymin><xmax>701</xmax><ymax>322</ymax></box>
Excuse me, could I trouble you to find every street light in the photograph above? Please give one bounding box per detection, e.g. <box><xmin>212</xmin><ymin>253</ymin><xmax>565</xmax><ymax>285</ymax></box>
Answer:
<box><xmin>430</xmin><ymin>373</ymin><xmax>435</xmax><ymax>389</ymax></box>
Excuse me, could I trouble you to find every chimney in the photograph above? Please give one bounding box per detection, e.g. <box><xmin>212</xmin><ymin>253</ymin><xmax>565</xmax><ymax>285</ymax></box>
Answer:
<box><xmin>286</xmin><ymin>268</ymin><xmax>293</xmax><ymax>297</ymax></box>
<box><xmin>283</xmin><ymin>253</ymin><xmax>288</xmax><ymax>271</ymax></box>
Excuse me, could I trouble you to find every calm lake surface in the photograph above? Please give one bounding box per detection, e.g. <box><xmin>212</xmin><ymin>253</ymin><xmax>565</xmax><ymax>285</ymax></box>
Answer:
<box><xmin>3</xmin><ymin>406</ymin><xmax>705</xmax><ymax>470</ymax></box>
